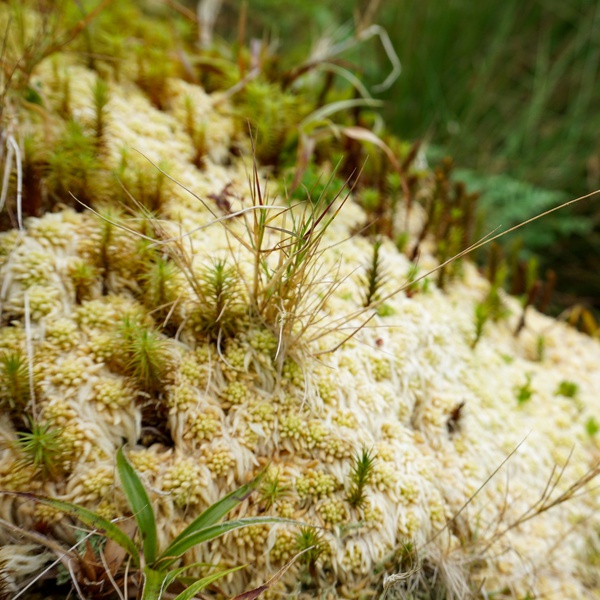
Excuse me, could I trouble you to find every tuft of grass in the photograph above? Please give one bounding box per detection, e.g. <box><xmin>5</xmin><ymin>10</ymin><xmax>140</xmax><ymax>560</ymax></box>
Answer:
<box><xmin>347</xmin><ymin>447</ymin><xmax>376</xmax><ymax>509</ymax></box>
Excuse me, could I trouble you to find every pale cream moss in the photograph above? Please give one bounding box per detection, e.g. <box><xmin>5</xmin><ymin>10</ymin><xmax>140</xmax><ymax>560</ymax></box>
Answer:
<box><xmin>222</xmin><ymin>380</ymin><xmax>249</xmax><ymax>405</ymax></box>
<box><xmin>398</xmin><ymin>509</ymin><xmax>421</xmax><ymax>538</ymax></box>
<box><xmin>76</xmin><ymin>298</ymin><xmax>119</xmax><ymax>329</ymax></box>
<box><xmin>363</xmin><ymin>501</ymin><xmax>384</xmax><ymax>528</ymax></box>
<box><xmin>203</xmin><ymin>442</ymin><xmax>235</xmax><ymax>477</ymax></box>
<box><xmin>49</xmin><ymin>354</ymin><xmax>95</xmax><ymax>389</ymax></box>
<box><xmin>338</xmin><ymin>354</ymin><xmax>360</xmax><ymax>375</ymax></box>
<box><xmin>282</xmin><ymin>358</ymin><xmax>304</xmax><ymax>388</ymax></box>
<box><xmin>166</xmin><ymin>382</ymin><xmax>198</xmax><ymax>412</ymax></box>
<box><xmin>333</xmin><ymin>410</ymin><xmax>358</xmax><ymax>428</ymax></box>
<box><xmin>249</xmin><ymin>328</ymin><xmax>278</xmax><ymax>354</ymax></box>
<box><xmin>269</xmin><ymin>528</ymin><xmax>297</xmax><ymax>564</ymax></box>
<box><xmin>127</xmin><ymin>448</ymin><xmax>161</xmax><ymax>475</ymax></box>
<box><xmin>324</xmin><ymin>435</ymin><xmax>354</xmax><ymax>461</ymax></box>
<box><xmin>318</xmin><ymin>498</ymin><xmax>348</xmax><ymax>526</ymax></box>
<box><xmin>185</xmin><ymin>409</ymin><xmax>220</xmax><ymax>442</ymax></box>
<box><xmin>316</xmin><ymin>371</ymin><xmax>338</xmax><ymax>405</ymax></box>
<box><xmin>399</xmin><ymin>475</ymin><xmax>421</xmax><ymax>503</ymax></box>
<box><xmin>375</xmin><ymin>442</ymin><xmax>395</xmax><ymax>462</ymax></box>
<box><xmin>0</xmin><ymin>463</ymin><xmax>38</xmax><ymax>491</ymax></box>
<box><xmin>230</xmin><ymin>523</ymin><xmax>270</xmax><ymax>552</ymax></box>
<box><xmin>41</xmin><ymin>398</ymin><xmax>86</xmax><ymax>458</ymax></box>
<box><xmin>93</xmin><ymin>377</ymin><xmax>134</xmax><ymax>411</ymax></box>
<box><xmin>240</xmin><ymin>426</ymin><xmax>260</xmax><ymax>447</ymax></box>
<box><xmin>87</xmin><ymin>332</ymin><xmax>118</xmax><ymax>363</ymax></box>
<box><xmin>27</xmin><ymin>212</ymin><xmax>76</xmax><ymax>248</ymax></box>
<box><xmin>25</xmin><ymin>285</ymin><xmax>62</xmax><ymax>319</ymax></box>
<box><xmin>372</xmin><ymin>462</ymin><xmax>397</xmax><ymax>492</ymax></box>
<box><xmin>0</xmin><ymin>326</ymin><xmax>25</xmax><ymax>353</ymax></box>
<box><xmin>161</xmin><ymin>458</ymin><xmax>206</xmax><ymax>508</ymax></box>
<box><xmin>12</xmin><ymin>250</ymin><xmax>56</xmax><ymax>286</ymax></box>
<box><xmin>342</xmin><ymin>544</ymin><xmax>365</xmax><ymax>573</ymax></box>
<box><xmin>223</xmin><ymin>339</ymin><xmax>247</xmax><ymax>370</ymax></box>
<box><xmin>279</xmin><ymin>413</ymin><xmax>305</xmax><ymax>442</ymax></box>
<box><xmin>247</xmin><ymin>399</ymin><xmax>276</xmax><ymax>433</ymax></box>
<box><xmin>370</xmin><ymin>355</ymin><xmax>392</xmax><ymax>382</ymax></box>
<box><xmin>70</xmin><ymin>464</ymin><xmax>113</xmax><ymax>504</ymax></box>
<box><xmin>274</xmin><ymin>500</ymin><xmax>296</xmax><ymax>519</ymax></box>
<box><xmin>179</xmin><ymin>352</ymin><xmax>209</xmax><ymax>388</ymax></box>
<box><xmin>33</xmin><ymin>503</ymin><xmax>64</xmax><ymax>526</ymax></box>
<box><xmin>44</xmin><ymin>317</ymin><xmax>79</xmax><ymax>351</ymax></box>
<box><xmin>305</xmin><ymin>420</ymin><xmax>327</xmax><ymax>449</ymax></box>
<box><xmin>296</xmin><ymin>469</ymin><xmax>339</xmax><ymax>499</ymax></box>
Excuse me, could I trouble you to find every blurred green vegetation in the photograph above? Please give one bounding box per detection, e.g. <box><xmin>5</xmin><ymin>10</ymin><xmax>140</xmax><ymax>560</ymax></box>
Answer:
<box><xmin>209</xmin><ymin>0</ymin><xmax>600</xmax><ymax>310</ymax></box>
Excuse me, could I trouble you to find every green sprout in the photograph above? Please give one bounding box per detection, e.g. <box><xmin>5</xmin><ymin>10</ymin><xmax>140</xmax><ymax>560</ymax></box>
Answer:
<box><xmin>260</xmin><ymin>470</ymin><xmax>291</xmax><ymax>511</ymax></box>
<box><xmin>347</xmin><ymin>447</ymin><xmax>376</xmax><ymax>509</ymax></box>
<box><xmin>361</xmin><ymin>238</ymin><xmax>386</xmax><ymax>308</ymax></box>
<box><xmin>586</xmin><ymin>417</ymin><xmax>599</xmax><ymax>437</ymax></box>
<box><xmin>14</xmin><ymin>420</ymin><xmax>66</xmax><ymax>481</ymax></box>
<box><xmin>118</xmin><ymin>317</ymin><xmax>174</xmax><ymax>392</ymax></box>
<box><xmin>515</xmin><ymin>374</ymin><xmax>534</xmax><ymax>405</ymax></box>
<box><xmin>555</xmin><ymin>380</ymin><xmax>579</xmax><ymax>398</ymax></box>
<box><xmin>295</xmin><ymin>526</ymin><xmax>326</xmax><ymax>582</ymax></box>
<box><xmin>0</xmin><ymin>350</ymin><xmax>31</xmax><ymax>427</ymax></box>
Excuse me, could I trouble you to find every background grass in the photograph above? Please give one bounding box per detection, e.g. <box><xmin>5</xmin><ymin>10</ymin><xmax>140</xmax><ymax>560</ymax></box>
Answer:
<box><xmin>192</xmin><ymin>0</ymin><xmax>600</xmax><ymax>310</ymax></box>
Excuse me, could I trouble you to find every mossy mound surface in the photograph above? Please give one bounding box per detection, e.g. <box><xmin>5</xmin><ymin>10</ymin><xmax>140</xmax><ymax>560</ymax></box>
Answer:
<box><xmin>0</xmin><ymin>4</ymin><xmax>599</xmax><ymax>600</ymax></box>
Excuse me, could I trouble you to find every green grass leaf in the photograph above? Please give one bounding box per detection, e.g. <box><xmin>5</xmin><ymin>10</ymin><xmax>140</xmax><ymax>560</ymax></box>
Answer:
<box><xmin>172</xmin><ymin>566</ymin><xmax>244</xmax><ymax>600</ymax></box>
<box><xmin>2</xmin><ymin>491</ymin><xmax>140</xmax><ymax>567</ymax></box>
<box><xmin>157</xmin><ymin>517</ymin><xmax>292</xmax><ymax>569</ymax></box>
<box><xmin>161</xmin><ymin>470</ymin><xmax>266</xmax><ymax>560</ymax></box>
<box><xmin>117</xmin><ymin>446</ymin><xmax>157</xmax><ymax>565</ymax></box>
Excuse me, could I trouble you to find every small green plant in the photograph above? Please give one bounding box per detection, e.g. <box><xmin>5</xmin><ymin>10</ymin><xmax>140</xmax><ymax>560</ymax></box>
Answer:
<box><xmin>13</xmin><ymin>419</ymin><xmax>66</xmax><ymax>481</ymax></box>
<box><xmin>67</xmin><ymin>258</ymin><xmax>99</xmax><ymax>304</ymax></box>
<box><xmin>191</xmin><ymin>258</ymin><xmax>243</xmax><ymax>342</ymax></box>
<box><xmin>515</xmin><ymin>374</ymin><xmax>534</xmax><ymax>405</ymax></box>
<box><xmin>295</xmin><ymin>526</ymin><xmax>326</xmax><ymax>583</ymax></box>
<box><xmin>3</xmin><ymin>448</ymin><xmax>293</xmax><ymax>599</ymax></box>
<box><xmin>0</xmin><ymin>350</ymin><xmax>31</xmax><ymax>428</ymax></box>
<box><xmin>361</xmin><ymin>238</ymin><xmax>386</xmax><ymax>308</ymax></box>
<box><xmin>586</xmin><ymin>417</ymin><xmax>599</xmax><ymax>437</ymax></box>
<box><xmin>347</xmin><ymin>447</ymin><xmax>376</xmax><ymax>509</ymax></box>
<box><xmin>118</xmin><ymin>316</ymin><xmax>174</xmax><ymax>392</ymax></box>
<box><xmin>260</xmin><ymin>470</ymin><xmax>291</xmax><ymax>511</ymax></box>
<box><xmin>45</xmin><ymin>120</ymin><xmax>101</xmax><ymax>208</ymax></box>
<box><xmin>184</xmin><ymin>95</ymin><xmax>208</xmax><ymax>169</ymax></box>
<box><xmin>555</xmin><ymin>380</ymin><xmax>579</xmax><ymax>399</ymax></box>
<box><xmin>92</xmin><ymin>76</ymin><xmax>110</xmax><ymax>150</ymax></box>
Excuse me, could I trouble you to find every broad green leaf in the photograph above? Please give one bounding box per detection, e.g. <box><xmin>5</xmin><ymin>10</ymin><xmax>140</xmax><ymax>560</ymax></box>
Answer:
<box><xmin>173</xmin><ymin>566</ymin><xmax>244</xmax><ymax>600</ymax></box>
<box><xmin>117</xmin><ymin>446</ymin><xmax>158</xmax><ymax>565</ymax></box>
<box><xmin>2</xmin><ymin>491</ymin><xmax>140</xmax><ymax>567</ymax></box>
<box><xmin>157</xmin><ymin>517</ymin><xmax>293</xmax><ymax>570</ymax></box>
<box><xmin>161</xmin><ymin>470</ymin><xmax>266</xmax><ymax>561</ymax></box>
<box><xmin>141</xmin><ymin>566</ymin><xmax>167</xmax><ymax>600</ymax></box>
<box><xmin>162</xmin><ymin>562</ymin><xmax>224</xmax><ymax>589</ymax></box>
